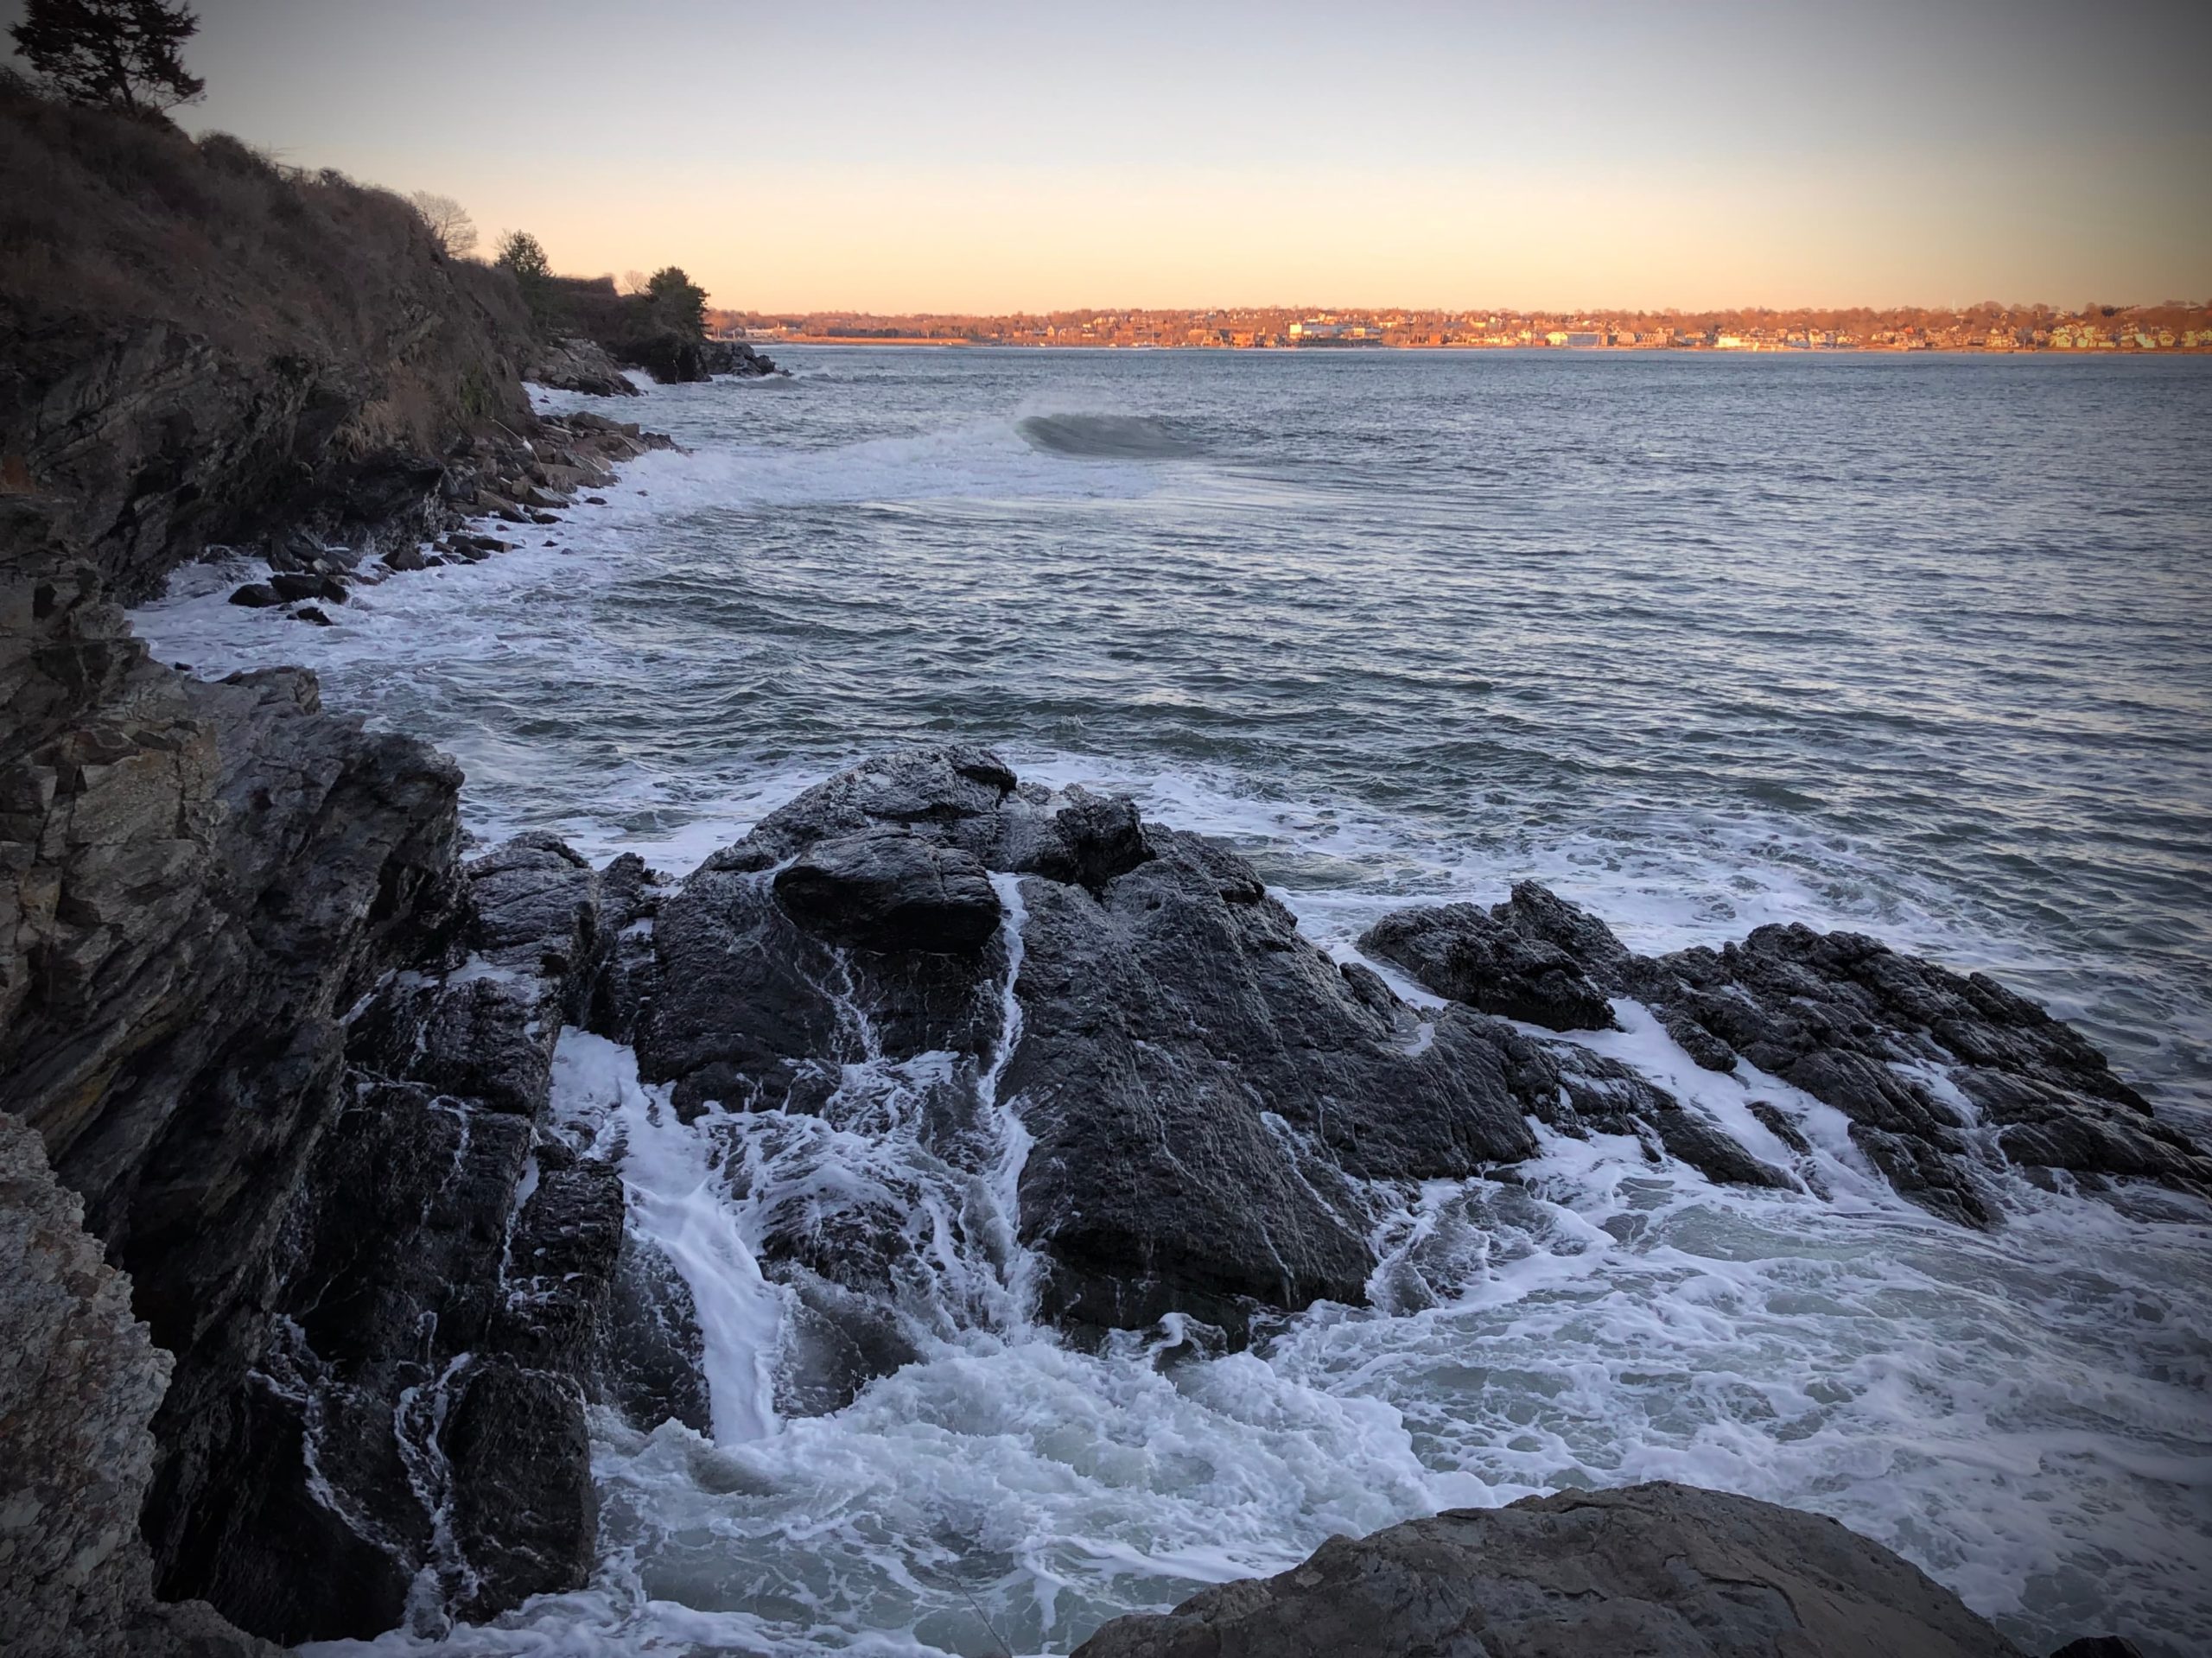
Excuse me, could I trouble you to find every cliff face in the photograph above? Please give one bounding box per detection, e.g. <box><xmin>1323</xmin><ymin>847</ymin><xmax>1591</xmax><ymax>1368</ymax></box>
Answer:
<box><xmin>0</xmin><ymin>1112</ymin><xmax>276</xmax><ymax>1657</ymax></box>
<box><xmin>0</xmin><ymin>75</ymin><xmax>533</xmax><ymax>599</ymax></box>
<box><xmin>0</xmin><ymin>79</ymin><xmax>604</xmax><ymax>1647</ymax></box>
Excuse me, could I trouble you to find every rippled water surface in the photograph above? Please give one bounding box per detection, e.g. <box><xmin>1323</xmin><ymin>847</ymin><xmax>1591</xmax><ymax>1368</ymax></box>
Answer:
<box><xmin>137</xmin><ymin>350</ymin><xmax>2212</xmax><ymax>1655</ymax></box>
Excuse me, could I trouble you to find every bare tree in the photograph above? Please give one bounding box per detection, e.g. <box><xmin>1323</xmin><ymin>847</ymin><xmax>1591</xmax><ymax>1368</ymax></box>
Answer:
<box><xmin>621</xmin><ymin>270</ymin><xmax>649</xmax><ymax>295</ymax></box>
<box><xmin>408</xmin><ymin>191</ymin><xmax>478</xmax><ymax>258</ymax></box>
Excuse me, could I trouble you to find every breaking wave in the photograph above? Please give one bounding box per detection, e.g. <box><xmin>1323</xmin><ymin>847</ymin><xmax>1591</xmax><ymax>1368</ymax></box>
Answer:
<box><xmin>1014</xmin><ymin>413</ymin><xmax>1200</xmax><ymax>460</ymax></box>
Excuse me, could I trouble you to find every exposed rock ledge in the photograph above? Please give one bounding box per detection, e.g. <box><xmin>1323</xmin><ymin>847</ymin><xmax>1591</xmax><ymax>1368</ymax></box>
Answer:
<box><xmin>1071</xmin><ymin>1482</ymin><xmax>2129</xmax><ymax>1658</ymax></box>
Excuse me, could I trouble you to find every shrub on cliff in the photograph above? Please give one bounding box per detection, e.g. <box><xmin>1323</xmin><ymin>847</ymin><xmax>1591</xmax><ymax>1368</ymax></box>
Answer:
<box><xmin>0</xmin><ymin>73</ymin><xmax>536</xmax><ymax>575</ymax></box>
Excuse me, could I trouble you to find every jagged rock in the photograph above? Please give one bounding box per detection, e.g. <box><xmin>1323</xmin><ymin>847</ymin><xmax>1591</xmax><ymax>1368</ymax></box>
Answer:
<box><xmin>226</xmin><ymin>582</ymin><xmax>280</xmax><ymax>607</ymax></box>
<box><xmin>527</xmin><ymin>336</ymin><xmax>639</xmax><ymax>397</ymax></box>
<box><xmin>158</xmin><ymin>831</ymin><xmax>625</xmax><ymax>1639</ymax></box>
<box><xmin>1486</xmin><ymin>1026</ymin><xmax>1796</xmax><ymax>1190</ymax></box>
<box><xmin>1359</xmin><ymin>899</ymin><xmax>1618</xmax><ymax>1031</ymax></box>
<box><xmin>1007</xmin><ymin>833</ymin><xmax>1541</xmax><ymax>1335</ymax></box>
<box><xmin>628</xmin><ymin>748</ymin><xmax>1549</xmax><ymax>1342</ymax></box>
<box><xmin>1475</xmin><ymin>886</ymin><xmax>2212</xmax><ymax>1223</ymax></box>
<box><xmin>598</xmin><ymin>1236</ymin><xmax>711</xmax><ymax>1434</ymax></box>
<box><xmin>0</xmin><ymin>1114</ymin><xmax>275</xmax><ymax>1658</ymax></box>
<box><xmin>1072</xmin><ymin>1482</ymin><xmax>2028</xmax><ymax>1658</ymax></box>
<box><xmin>440</xmin><ymin>1360</ymin><xmax>596</xmax><ymax>1623</ymax></box>
<box><xmin>1025</xmin><ymin>787</ymin><xmax>1154</xmax><ymax>890</ymax></box>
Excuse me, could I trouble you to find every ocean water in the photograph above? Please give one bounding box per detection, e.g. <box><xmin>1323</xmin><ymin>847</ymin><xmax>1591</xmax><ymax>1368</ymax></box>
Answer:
<box><xmin>134</xmin><ymin>349</ymin><xmax>2212</xmax><ymax>1655</ymax></box>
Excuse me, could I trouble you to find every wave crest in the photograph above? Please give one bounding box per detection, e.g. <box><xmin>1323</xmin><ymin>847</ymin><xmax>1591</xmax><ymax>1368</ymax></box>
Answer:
<box><xmin>1015</xmin><ymin>412</ymin><xmax>1198</xmax><ymax>459</ymax></box>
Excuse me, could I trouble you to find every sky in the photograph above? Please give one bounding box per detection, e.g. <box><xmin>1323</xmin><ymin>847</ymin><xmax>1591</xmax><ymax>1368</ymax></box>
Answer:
<box><xmin>8</xmin><ymin>0</ymin><xmax>2209</xmax><ymax>312</ymax></box>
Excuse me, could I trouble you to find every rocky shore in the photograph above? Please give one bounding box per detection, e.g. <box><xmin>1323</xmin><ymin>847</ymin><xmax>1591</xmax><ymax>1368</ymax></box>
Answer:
<box><xmin>0</xmin><ymin>75</ymin><xmax>2184</xmax><ymax>1658</ymax></box>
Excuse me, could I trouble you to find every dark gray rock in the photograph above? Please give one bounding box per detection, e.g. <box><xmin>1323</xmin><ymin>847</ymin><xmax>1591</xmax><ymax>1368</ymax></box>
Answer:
<box><xmin>226</xmin><ymin>582</ymin><xmax>281</xmax><ymax>607</ymax></box>
<box><xmin>0</xmin><ymin>1114</ymin><xmax>279</xmax><ymax>1658</ymax></box>
<box><xmin>128</xmin><ymin>828</ymin><xmax>625</xmax><ymax>1642</ymax></box>
<box><xmin>1073</xmin><ymin>1482</ymin><xmax>2028</xmax><ymax>1658</ymax></box>
<box><xmin>598</xmin><ymin>1235</ymin><xmax>711</xmax><ymax>1434</ymax></box>
<box><xmin>1359</xmin><ymin>899</ymin><xmax>1619</xmax><ymax>1032</ymax></box>
<box><xmin>1373</xmin><ymin>883</ymin><xmax>2210</xmax><ymax>1223</ymax></box>
<box><xmin>528</xmin><ymin>337</ymin><xmax>640</xmax><ymax>397</ymax></box>
<box><xmin>440</xmin><ymin>1360</ymin><xmax>596</xmax><ymax>1624</ymax></box>
<box><xmin>1482</xmin><ymin>1024</ymin><xmax>1796</xmax><ymax>1190</ymax></box>
<box><xmin>1004</xmin><ymin>829</ymin><xmax>1541</xmax><ymax>1337</ymax></box>
<box><xmin>1024</xmin><ymin>787</ymin><xmax>1155</xmax><ymax>890</ymax></box>
<box><xmin>774</xmin><ymin>826</ymin><xmax>1003</xmax><ymax>954</ymax></box>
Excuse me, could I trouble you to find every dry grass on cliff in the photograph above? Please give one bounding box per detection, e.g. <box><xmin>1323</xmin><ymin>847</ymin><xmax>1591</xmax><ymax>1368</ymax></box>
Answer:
<box><xmin>0</xmin><ymin>73</ymin><xmax>533</xmax><ymax>453</ymax></box>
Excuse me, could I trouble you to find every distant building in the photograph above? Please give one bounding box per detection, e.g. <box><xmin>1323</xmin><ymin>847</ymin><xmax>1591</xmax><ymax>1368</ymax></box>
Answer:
<box><xmin>1288</xmin><ymin>319</ymin><xmax>1384</xmax><ymax>346</ymax></box>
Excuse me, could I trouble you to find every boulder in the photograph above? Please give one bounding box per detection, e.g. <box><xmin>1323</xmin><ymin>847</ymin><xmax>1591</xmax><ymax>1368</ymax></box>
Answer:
<box><xmin>1006</xmin><ymin>834</ymin><xmax>1540</xmax><ymax>1335</ymax></box>
<box><xmin>1358</xmin><ymin>899</ymin><xmax>1618</xmax><ymax>1031</ymax></box>
<box><xmin>226</xmin><ymin>582</ymin><xmax>280</xmax><ymax>607</ymax></box>
<box><xmin>1072</xmin><ymin>1482</ymin><xmax>2029</xmax><ymax>1658</ymax></box>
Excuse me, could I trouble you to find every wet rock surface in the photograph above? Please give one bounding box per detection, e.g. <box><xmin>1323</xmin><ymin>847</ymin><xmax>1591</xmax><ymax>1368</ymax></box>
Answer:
<box><xmin>3</xmin><ymin>579</ymin><xmax>2201</xmax><ymax>1650</ymax></box>
<box><xmin>0</xmin><ymin>1113</ymin><xmax>276</xmax><ymax>1658</ymax></box>
<box><xmin>1071</xmin><ymin>1482</ymin><xmax>2031</xmax><ymax>1658</ymax></box>
<box><xmin>1373</xmin><ymin>881</ymin><xmax>2212</xmax><ymax>1224</ymax></box>
<box><xmin>607</xmin><ymin>747</ymin><xmax>2202</xmax><ymax>1365</ymax></box>
<box><xmin>158</xmin><ymin>835</ymin><xmax>631</xmax><ymax>1642</ymax></box>
<box><xmin>1360</xmin><ymin>899</ymin><xmax>1618</xmax><ymax>1031</ymax></box>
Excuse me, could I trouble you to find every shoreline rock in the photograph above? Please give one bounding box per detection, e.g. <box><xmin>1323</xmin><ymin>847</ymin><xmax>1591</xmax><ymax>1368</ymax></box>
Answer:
<box><xmin>1071</xmin><ymin>1482</ymin><xmax>2050</xmax><ymax>1658</ymax></box>
<box><xmin>1363</xmin><ymin>883</ymin><xmax>2212</xmax><ymax>1225</ymax></box>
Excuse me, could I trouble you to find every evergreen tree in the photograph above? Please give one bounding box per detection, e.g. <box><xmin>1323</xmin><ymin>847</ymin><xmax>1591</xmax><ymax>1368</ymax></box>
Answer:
<box><xmin>645</xmin><ymin>266</ymin><xmax>707</xmax><ymax>337</ymax></box>
<box><xmin>494</xmin><ymin>230</ymin><xmax>550</xmax><ymax>284</ymax></box>
<box><xmin>10</xmin><ymin>0</ymin><xmax>205</xmax><ymax>115</ymax></box>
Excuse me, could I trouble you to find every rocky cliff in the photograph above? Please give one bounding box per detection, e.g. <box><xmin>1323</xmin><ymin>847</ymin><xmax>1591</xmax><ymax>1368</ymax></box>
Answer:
<box><xmin>0</xmin><ymin>79</ymin><xmax>649</xmax><ymax>1646</ymax></box>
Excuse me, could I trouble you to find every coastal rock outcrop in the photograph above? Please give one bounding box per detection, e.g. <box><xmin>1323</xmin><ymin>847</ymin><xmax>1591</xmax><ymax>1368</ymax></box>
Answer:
<box><xmin>608</xmin><ymin>748</ymin><xmax>2202</xmax><ymax>1382</ymax></box>
<box><xmin>154</xmin><ymin>834</ymin><xmax>628</xmax><ymax>1642</ymax></box>
<box><xmin>526</xmin><ymin>335</ymin><xmax>639</xmax><ymax>397</ymax></box>
<box><xmin>1367</xmin><ymin>883</ymin><xmax>2212</xmax><ymax>1225</ymax></box>
<box><xmin>1071</xmin><ymin>1482</ymin><xmax>2029</xmax><ymax>1658</ymax></box>
<box><xmin>614</xmin><ymin>748</ymin><xmax>1548</xmax><ymax>1350</ymax></box>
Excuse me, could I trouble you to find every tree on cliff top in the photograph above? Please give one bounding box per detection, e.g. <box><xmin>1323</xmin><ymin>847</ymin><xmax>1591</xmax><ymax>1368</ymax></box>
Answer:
<box><xmin>408</xmin><ymin>191</ymin><xmax>477</xmax><ymax>259</ymax></box>
<box><xmin>494</xmin><ymin>230</ymin><xmax>550</xmax><ymax>284</ymax></box>
<box><xmin>10</xmin><ymin>0</ymin><xmax>205</xmax><ymax>115</ymax></box>
<box><xmin>645</xmin><ymin>266</ymin><xmax>708</xmax><ymax>337</ymax></box>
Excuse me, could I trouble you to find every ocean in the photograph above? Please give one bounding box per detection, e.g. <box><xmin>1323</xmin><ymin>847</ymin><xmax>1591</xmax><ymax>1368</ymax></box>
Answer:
<box><xmin>136</xmin><ymin>347</ymin><xmax>2212</xmax><ymax>1655</ymax></box>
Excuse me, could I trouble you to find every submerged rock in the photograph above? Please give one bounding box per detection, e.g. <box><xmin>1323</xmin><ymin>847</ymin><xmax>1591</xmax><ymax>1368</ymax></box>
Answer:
<box><xmin>1071</xmin><ymin>1482</ymin><xmax>2030</xmax><ymax>1658</ymax></box>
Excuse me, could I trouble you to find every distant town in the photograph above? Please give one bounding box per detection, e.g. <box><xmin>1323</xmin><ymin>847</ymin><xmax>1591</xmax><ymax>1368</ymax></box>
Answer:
<box><xmin>709</xmin><ymin>302</ymin><xmax>2212</xmax><ymax>353</ymax></box>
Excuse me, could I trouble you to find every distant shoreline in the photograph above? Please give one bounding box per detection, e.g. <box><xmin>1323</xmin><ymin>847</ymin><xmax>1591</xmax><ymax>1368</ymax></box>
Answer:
<box><xmin>741</xmin><ymin>338</ymin><xmax>2211</xmax><ymax>357</ymax></box>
